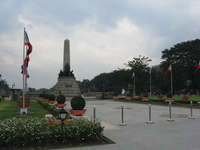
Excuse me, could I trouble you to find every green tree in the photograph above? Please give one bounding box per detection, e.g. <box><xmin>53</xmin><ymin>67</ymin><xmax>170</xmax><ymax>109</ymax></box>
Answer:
<box><xmin>151</xmin><ymin>65</ymin><xmax>168</xmax><ymax>94</ymax></box>
<box><xmin>108</xmin><ymin>69</ymin><xmax>132</xmax><ymax>94</ymax></box>
<box><xmin>125</xmin><ymin>55</ymin><xmax>152</xmax><ymax>95</ymax></box>
<box><xmin>89</xmin><ymin>73</ymin><xmax>111</xmax><ymax>92</ymax></box>
<box><xmin>161</xmin><ymin>39</ymin><xmax>200</xmax><ymax>94</ymax></box>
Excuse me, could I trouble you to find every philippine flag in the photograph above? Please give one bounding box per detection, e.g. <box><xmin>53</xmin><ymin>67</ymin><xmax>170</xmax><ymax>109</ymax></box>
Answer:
<box><xmin>194</xmin><ymin>61</ymin><xmax>200</xmax><ymax>73</ymax></box>
<box><xmin>131</xmin><ymin>72</ymin><xmax>135</xmax><ymax>79</ymax></box>
<box><xmin>164</xmin><ymin>65</ymin><xmax>172</xmax><ymax>75</ymax></box>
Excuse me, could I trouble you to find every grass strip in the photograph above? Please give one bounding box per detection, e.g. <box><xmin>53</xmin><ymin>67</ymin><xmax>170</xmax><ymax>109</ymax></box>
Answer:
<box><xmin>0</xmin><ymin>101</ymin><xmax>51</xmax><ymax>120</ymax></box>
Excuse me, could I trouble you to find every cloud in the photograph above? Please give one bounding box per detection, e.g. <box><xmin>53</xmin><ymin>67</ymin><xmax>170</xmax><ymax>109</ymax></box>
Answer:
<box><xmin>69</xmin><ymin>17</ymin><xmax>164</xmax><ymax>80</ymax></box>
<box><xmin>1</xmin><ymin>0</ymin><xmax>200</xmax><ymax>89</ymax></box>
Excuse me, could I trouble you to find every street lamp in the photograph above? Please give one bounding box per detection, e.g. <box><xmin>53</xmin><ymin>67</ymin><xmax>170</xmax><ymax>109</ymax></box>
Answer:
<box><xmin>58</xmin><ymin>108</ymin><xmax>68</xmax><ymax>126</ymax></box>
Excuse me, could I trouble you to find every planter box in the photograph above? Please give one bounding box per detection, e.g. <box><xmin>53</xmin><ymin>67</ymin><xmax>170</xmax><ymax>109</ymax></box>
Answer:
<box><xmin>113</xmin><ymin>96</ymin><xmax>118</xmax><ymax>100</ymax></box>
<box><xmin>126</xmin><ymin>96</ymin><xmax>132</xmax><ymax>101</ymax></box>
<box><xmin>182</xmin><ymin>97</ymin><xmax>189</xmax><ymax>100</ymax></box>
<box><xmin>157</xmin><ymin>96</ymin><xmax>163</xmax><ymax>99</ymax></box>
<box><xmin>69</xmin><ymin>109</ymin><xmax>87</xmax><ymax>116</ymax></box>
<box><xmin>55</xmin><ymin>103</ymin><xmax>66</xmax><ymax>108</ymax></box>
<box><xmin>44</xmin><ymin>99</ymin><xmax>49</xmax><ymax>102</ymax></box>
<box><xmin>165</xmin><ymin>98</ymin><xmax>174</xmax><ymax>102</ymax></box>
<box><xmin>142</xmin><ymin>97</ymin><xmax>149</xmax><ymax>102</ymax></box>
<box><xmin>48</xmin><ymin>101</ymin><xmax>56</xmax><ymax>104</ymax></box>
<box><xmin>17</xmin><ymin>103</ymin><xmax>31</xmax><ymax>108</ymax></box>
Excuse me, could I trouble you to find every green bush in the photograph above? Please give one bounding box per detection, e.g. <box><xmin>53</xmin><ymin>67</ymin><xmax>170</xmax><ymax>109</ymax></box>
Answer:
<box><xmin>144</xmin><ymin>93</ymin><xmax>148</xmax><ymax>97</ymax></box>
<box><xmin>48</xmin><ymin>94</ymin><xmax>55</xmax><ymax>101</ymax></box>
<box><xmin>0</xmin><ymin>117</ymin><xmax>104</xmax><ymax>149</ymax></box>
<box><xmin>44</xmin><ymin>94</ymin><xmax>49</xmax><ymax>99</ymax></box>
<box><xmin>118</xmin><ymin>97</ymin><xmax>126</xmax><ymax>100</ymax></box>
<box><xmin>149</xmin><ymin>99</ymin><xmax>165</xmax><ymax>103</ymax></box>
<box><xmin>167</xmin><ymin>93</ymin><xmax>173</xmax><ymax>98</ymax></box>
<box><xmin>132</xmin><ymin>97</ymin><xmax>143</xmax><ymax>101</ymax></box>
<box><xmin>56</xmin><ymin>94</ymin><xmax>66</xmax><ymax>104</ymax></box>
<box><xmin>71</xmin><ymin>96</ymin><xmax>86</xmax><ymax>110</ymax></box>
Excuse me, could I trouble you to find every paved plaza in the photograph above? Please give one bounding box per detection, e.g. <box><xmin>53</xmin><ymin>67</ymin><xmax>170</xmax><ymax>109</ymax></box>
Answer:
<box><xmin>56</xmin><ymin>99</ymin><xmax>200</xmax><ymax>150</ymax></box>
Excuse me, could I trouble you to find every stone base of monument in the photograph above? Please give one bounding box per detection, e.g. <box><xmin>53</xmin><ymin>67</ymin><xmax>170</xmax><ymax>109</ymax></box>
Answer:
<box><xmin>54</xmin><ymin>77</ymin><xmax>81</xmax><ymax>98</ymax></box>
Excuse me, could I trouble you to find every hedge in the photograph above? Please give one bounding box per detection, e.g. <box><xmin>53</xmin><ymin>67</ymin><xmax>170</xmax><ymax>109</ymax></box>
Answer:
<box><xmin>37</xmin><ymin>99</ymin><xmax>59</xmax><ymax>117</ymax></box>
<box><xmin>0</xmin><ymin>117</ymin><xmax>104</xmax><ymax>149</ymax></box>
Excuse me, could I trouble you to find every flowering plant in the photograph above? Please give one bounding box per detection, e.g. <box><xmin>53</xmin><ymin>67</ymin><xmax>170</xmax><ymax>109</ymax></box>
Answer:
<box><xmin>0</xmin><ymin>117</ymin><xmax>104</xmax><ymax>149</ymax></box>
<box><xmin>157</xmin><ymin>94</ymin><xmax>163</xmax><ymax>99</ymax></box>
<box><xmin>182</xmin><ymin>94</ymin><xmax>189</xmax><ymax>100</ymax></box>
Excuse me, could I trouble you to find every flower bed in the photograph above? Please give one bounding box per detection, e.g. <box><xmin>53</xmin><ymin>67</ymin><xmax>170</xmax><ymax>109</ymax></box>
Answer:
<box><xmin>0</xmin><ymin>117</ymin><xmax>104</xmax><ymax>149</ymax></box>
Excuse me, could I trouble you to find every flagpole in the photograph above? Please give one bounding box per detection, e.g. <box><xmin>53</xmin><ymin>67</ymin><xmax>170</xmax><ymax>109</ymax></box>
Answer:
<box><xmin>22</xmin><ymin>28</ymin><xmax>26</xmax><ymax>114</ymax></box>
<box><xmin>171</xmin><ymin>65</ymin><xmax>173</xmax><ymax>94</ymax></box>
<box><xmin>150</xmin><ymin>67</ymin><xmax>151</xmax><ymax>97</ymax></box>
<box><xmin>133</xmin><ymin>74</ymin><xmax>135</xmax><ymax>97</ymax></box>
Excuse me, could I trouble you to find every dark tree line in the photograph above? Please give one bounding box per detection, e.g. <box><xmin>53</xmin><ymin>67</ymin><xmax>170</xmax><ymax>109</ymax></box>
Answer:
<box><xmin>0</xmin><ymin>74</ymin><xmax>10</xmax><ymax>95</ymax></box>
<box><xmin>78</xmin><ymin>39</ymin><xmax>200</xmax><ymax>95</ymax></box>
<box><xmin>161</xmin><ymin>39</ymin><xmax>200</xmax><ymax>94</ymax></box>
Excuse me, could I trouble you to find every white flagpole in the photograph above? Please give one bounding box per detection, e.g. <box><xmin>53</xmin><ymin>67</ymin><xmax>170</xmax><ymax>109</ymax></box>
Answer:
<box><xmin>22</xmin><ymin>28</ymin><xmax>25</xmax><ymax>113</ymax></box>
<box><xmin>170</xmin><ymin>65</ymin><xmax>173</xmax><ymax>94</ymax></box>
<box><xmin>22</xmin><ymin>28</ymin><xmax>28</xmax><ymax>114</ymax></box>
<box><xmin>149</xmin><ymin>67</ymin><xmax>151</xmax><ymax>97</ymax></box>
<box><xmin>133</xmin><ymin>73</ymin><xmax>135</xmax><ymax>97</ymax></box>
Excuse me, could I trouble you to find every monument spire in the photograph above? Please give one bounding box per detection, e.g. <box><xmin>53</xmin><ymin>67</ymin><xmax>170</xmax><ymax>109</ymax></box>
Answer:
<box><xmin>63</xmin><ymin>39</ymin><xmax>70</xmax><ymax>72</ymax></box>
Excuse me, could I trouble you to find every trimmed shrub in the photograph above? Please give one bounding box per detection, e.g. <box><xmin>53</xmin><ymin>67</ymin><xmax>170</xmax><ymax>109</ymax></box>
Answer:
<box><xmin>48</xmin><ymin>94</ymin><xmax>55</xmax><ymax>101</ymax></box>
<box><xmin>44</xmin><ymin>94</ymin><xmax>49</xmax><ymax>99</ymax></box>
<box><xmin>56</xmin><ymin>94</ymin><xmax>66</xmax><ymax>104</ymax></box>
<box><xmin>71</xmin><ymin>96</ymin><xmax>86</xmax><ymax>110</ymax></box>
<box><xmin>167</xmin><ymin>93</ymin><xmax>173</xmax><ymax>98</ymax></box>
<box><xmin>144</xmin><ymin>93</ymin><xmax>148</xmax><ymax>97</ymax></box>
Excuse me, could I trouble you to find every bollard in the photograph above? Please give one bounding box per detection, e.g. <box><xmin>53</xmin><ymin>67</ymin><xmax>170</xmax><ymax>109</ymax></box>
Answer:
<box><xmin>146</xmin><ymin>104</ymin><xmax>154</xmax><ymax>124</ymax></box>
<box><xmin>167</xmin><ymin>101</ymin><xmax>174</xmax><ymax>122</ymax></box>
<box><xmin>93</xmin><ymin>106</ymin><xmax>96</xmax><ymax>122</ymax></box>
<box><xmin>119</xmin><ymin>104</ymin><xmax>127</xmax><ymax>126</ymax></box>
<box><xmin>188</xmin><ymin>101</ymin><xmax>195</xmax><ymax>119</ymax></box>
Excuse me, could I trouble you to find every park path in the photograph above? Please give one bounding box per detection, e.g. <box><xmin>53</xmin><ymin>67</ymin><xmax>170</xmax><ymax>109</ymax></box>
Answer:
<box><xmin>55</xmin><ymin>100</ymin><xmax>200</xmax><ymax>150</ymax></box>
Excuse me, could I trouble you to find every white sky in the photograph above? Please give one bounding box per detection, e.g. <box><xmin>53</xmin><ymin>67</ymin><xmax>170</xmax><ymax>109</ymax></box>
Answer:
<box><xmin>0</xmin><ymin>0</ymin><xmax>200</xmax><ymax>89</ymax></box>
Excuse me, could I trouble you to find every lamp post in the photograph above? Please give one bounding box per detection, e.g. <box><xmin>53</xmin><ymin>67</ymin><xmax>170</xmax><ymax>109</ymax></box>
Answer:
<box><xmin>58</xmin><ymin>107</ymin><xmax>68</xmax><ymax>127</ymax></box>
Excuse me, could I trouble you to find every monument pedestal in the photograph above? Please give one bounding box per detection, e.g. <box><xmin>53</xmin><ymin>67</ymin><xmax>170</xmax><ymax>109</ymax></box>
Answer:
<box><xmin>54</xmin><ymin>77</ymin><xmax>81</xmax><ymax>99</ymax></box>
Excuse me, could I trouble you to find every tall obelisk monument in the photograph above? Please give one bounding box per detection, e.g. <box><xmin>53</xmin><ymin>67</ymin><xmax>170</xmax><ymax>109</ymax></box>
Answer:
<box><xmin>54</xmin><ymin>39</ymin><xmax>81</xmax><ymax>98</ymax></box>
<box><xmin>63</xmin><ymin>39</ymin><xmax>70</xmax><ymax>71</ymax></box>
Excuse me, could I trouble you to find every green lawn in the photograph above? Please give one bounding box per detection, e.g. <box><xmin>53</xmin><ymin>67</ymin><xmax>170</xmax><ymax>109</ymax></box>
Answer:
<box><xmin>149</xmin><ymin>96</ymin><xmax>200</xmax><ymax>101</ymax></box>
<box><xmin>0</xmin><ymin>100</ymin><xmax>51</xmax><ymax>120</ymax></box>
<box><xmin>115</xmin><ymin>96</ymin><xmax>200</xmax><ymax>108</ymax></box>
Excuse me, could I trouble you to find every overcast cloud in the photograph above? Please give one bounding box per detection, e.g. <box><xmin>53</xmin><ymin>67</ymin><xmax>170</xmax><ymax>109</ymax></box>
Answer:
<box><xmin>0</xmin><ymin>0</ymin><xmax>200</xmax><ymax>89</ymax></box>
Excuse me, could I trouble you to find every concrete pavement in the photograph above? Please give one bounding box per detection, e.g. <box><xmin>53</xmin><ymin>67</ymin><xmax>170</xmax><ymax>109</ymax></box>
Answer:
<box><xmin>55</xmin><ymin>100</ymin><xmax>200</xmax><ymax>150</ymax></box>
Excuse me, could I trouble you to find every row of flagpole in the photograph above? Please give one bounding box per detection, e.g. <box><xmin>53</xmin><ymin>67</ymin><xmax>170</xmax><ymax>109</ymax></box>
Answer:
<box><xmin>21</xmin><ymin>28</ymin><xmax>32</xmax><ymax>114</ymax></box>
<box><xmin>20</xmin><ymin>29</ymin><xmax>200</xmax><ymax>102</ymax></box>
<box><xmin>132</xmin><ymin>63</ymin><xmax>200</xmax><ymax>97</ymax></box>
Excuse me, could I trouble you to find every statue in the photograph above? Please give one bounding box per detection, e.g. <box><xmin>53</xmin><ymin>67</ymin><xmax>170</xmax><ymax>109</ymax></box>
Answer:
<box><xmin>58</xmin><ymin>70</ymin><xmax>64</xmax><ymax>77</ymax></box>
<box><xmin>58</xmin><ymin>63</ymin><xmax>74</xmax><ymax>77</ymax></box>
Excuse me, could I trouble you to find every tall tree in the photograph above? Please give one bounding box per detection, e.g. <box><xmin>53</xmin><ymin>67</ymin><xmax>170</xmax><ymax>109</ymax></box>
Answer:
<box><xmin>161</xmin><ymin>39</ymin><xmax>200</xmax><ymax>94</ymax></box>
<box><xmin>125</xmin><ymin>55</ymin><xmax>152</xmax><ymax>94</ymax></box>
<box><xmin>108</xmin><ymin>69</ymin><xmax>132</xmax><ymax>94</ymax></box>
